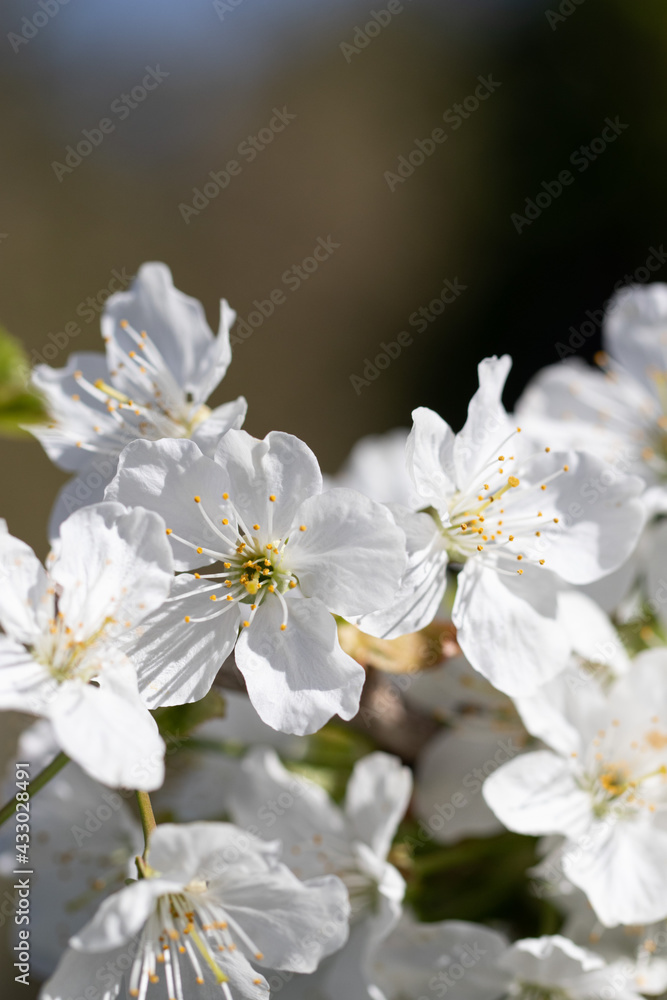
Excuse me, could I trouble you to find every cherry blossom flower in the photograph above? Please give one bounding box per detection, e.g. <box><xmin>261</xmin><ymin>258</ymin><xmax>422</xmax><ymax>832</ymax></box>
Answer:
<box><xmin>228</xmin><ymin>748</ymin><xmax>412</xmax><ymax>999</ymax></box>
<box><xmin>0</xmin><ymin>502</ymin><xmax>173</xmax><ymax>789</ymax></box>
<box><xmin>40</xmin><ymin>822</ymin><xmax>350</xmax><ymax>1000</ymax></box>
<box><xmin>106</xmin><ymin>429</ymin><xmax>406</xmax><ymax>734</ymax></box>
<box><xmin>357</xmin><ymin>355</ymin><xmax>646</xmax><ymax>695</ymax></box>
<box><xmin>484</xmin><ymin>648</ymin><xmax>667</xmax><ymax>926</ymax></box>
<box><xmin>30</xmin><ymin>263</ymin><xmax>246</xmax><ymax>536</ymax></box>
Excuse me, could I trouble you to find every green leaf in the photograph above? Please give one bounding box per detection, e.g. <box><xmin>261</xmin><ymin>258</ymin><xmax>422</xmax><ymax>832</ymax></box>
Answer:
<box><xmin>0</xmin><ymin>325</ymin><xmax>47</xmax><ymax>435</ymax></box>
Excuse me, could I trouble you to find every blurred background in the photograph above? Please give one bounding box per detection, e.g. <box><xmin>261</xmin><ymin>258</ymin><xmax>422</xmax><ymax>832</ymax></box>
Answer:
<box><xmin>0</xmin><ymin>0</ymin><xmax>666</xmax><ymax>991</ymax></box>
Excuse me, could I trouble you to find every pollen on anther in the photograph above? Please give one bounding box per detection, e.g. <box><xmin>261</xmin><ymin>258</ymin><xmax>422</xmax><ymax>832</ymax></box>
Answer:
<box><xmin>289</xmin><ymin>580</ymin><xmax>297</xmax><ymax>588</ymax></box>
<box><xmin>553</xmin><ymin>517</ymin><xmax>559</xmax><ymax>523</ymax></box>
<box><xmin>222</xmin><ymin>518</ymin><xmax>229</xmax><ymax>525</ymax></box>
<box><xmin>194</xmin><ymin>495</ymin><xmax>201</xmax><ymax>503</ymax></box>
<box><xmin>253</xmin><ymin>523</ymin><xmax>260</xmax><ymax>531</ymax></box>
<box><xmin>517</xmin><ymin>555</ymin><xmax>523</xmax><ymax>561</ymax></box>
<box><xmin>539</xmin><ymin>559</ymin><xmax>545</xmax><ymax>565</ymax></box>
<box><xmin>210</xmin><ymin>595</ymin><xmax>217</xmax><ymax>602</ymax></box>
<box><xmin>563</xmin><ymin>464</ymin><xmax>569</xmax><ymax>472</ymax></box>
<box><xmin>280</xmin><ymin>624</ymin><xmax>287</xmax><ymax>631</ymax></box>
<box><xmin>517</xmin><ymin>569</ymin><xmax>523</xmax><ymax>574</ymax></box>
<box><xmin>545</xmin><ymin>446</ymin><xmax>551</xmax><ymax>452</ymax></box>
<box><xmin>498</xmin><ymin>455</ymin><xmax>505</xmax><ymax>461</ymax></box>
<box><xmin>255</xmin><ymin>952</ymin><xmax>264</xmax><ymax>961</ymax></box>
<box><xmin>269</xmin><ymin>494</ymin><xmax>276</xmax><ymax>502</ymax></box>
<box><xmin>540</xmin><ymin>484</ymin><xmax>547</xmax><ymax>491</ymax></box>
<box><xmin>477</xmin><ymin>544</ymin><xmax>484</xmax><ymax>551</ymax></box>
<box><xmin>516</xmin><ymin>426</ymin><xmax>522</xmax><ymax>432</ymax></box>
<box><xmin>508</xmin><ymin>534</ymin><xmax>514</xmax><ymax>541</ymax></box>
<box><xmin>226</xmin><ymin>595</ymin><xmax>233</xmax><ymax>601</ymax></box>
<box><xmin>166</xmin><ymin>528</ymin><xmax>173</xmax><ymax>535</ymax></box>
<box><xmin>196</xmin><ymin>546</ymin><xmax>203</xmax><ymax>554</ymax></box>
<box><xmin>243</xmin><ymin>620</ymin><xmax>250</xmax><ymax>627</ymax></box>
<box><xmin>508</xmin><ymin>476</ymin><xmax>520</xmax><ymax>488</ymax></box>
<box><xmin>224</xmin><ymin>562</ymin><xmax>231</xmax><ymax>568</ymax></box>
<box><xmin>184</xmin><ymin>616</ymin><xmax>191</xmax><ymax>623</ymax></box>
<box><xmin>300</xmin><ymin>525</ymin><xmax>307</xmax><ymax>531</ymax></box>
<box><xmin>535</xmin><ymin>531</ymin><xmax>541</xmax><ymax>536</ymax></box>
<box><xmin>222</xmin><ymin>492</ymin><xmax>229</xmax><ymax>500</ymax></box>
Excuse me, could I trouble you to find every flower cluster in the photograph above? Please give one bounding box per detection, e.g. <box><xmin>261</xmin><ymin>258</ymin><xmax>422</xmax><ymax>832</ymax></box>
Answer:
<box><xmin>2</xmin><ymin>266</ymin><xmax>667</xmax><ymax>999</ymax></box>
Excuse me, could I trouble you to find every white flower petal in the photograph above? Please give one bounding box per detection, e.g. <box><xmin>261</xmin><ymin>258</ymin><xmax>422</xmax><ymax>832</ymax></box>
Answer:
<box><xmin>121</xmin><ymin>573</ymin><xmax>241</xmax><ymax>708</ymax></box>
<box><xmin>230</xmin><ymin>746</ymin><xmax>347</xmax><ymax>848</ymax></box>
<box><xmin>46</xmin><ymin>461</ymin><xmax>117</xmax><ymax>542</ymax></box>
<box><xmin>483</xmin><ymin>750</ymin><xmax>591</xmax><ymax>841</ymax></box>
<box><xmin>500</xmin><ymin>934</ymin><xmax>605</xmax><ymax>982</ymax></box>
<box><xmin>51</xmin><ymin>502</ymin><xmax>173</xmax><ymax>638</ymax></box>
<box><xmin>414</xmin><ymin>727</ymin><xmax>514</xmax><ymax>845</ymax></box>
<box><xmin>353</xmin><ymin>507</ymin><xmax>447</xmax><ymax>639</ymax></box>
<box><xmin>563</xmin><ymin>820</ymin><xmax>667</xmax><ymax>927</ymax></box>
<box><xmin>40</xmin><ymin>945</ymin><xmax>127</xmax><ymax>1000</ymax></box>
<box><xmin>72</xmin><ymin>877</ymin><xmax>179</xmax><ymax>950</ymax></box>
<box><xmin>105</xmin><ymin>437</ymin><xmax>230</xmax><ymax>570</ymax></box>
<box><xmin>222</xmin><ymin>871</ymin><xmax>350</xmax><ymax>972</ymax></box>
<box><xmin>0</xmin><ymin>636</ymin><xmax>53</xmax><ymax>713</ymax></box>
<box><xmin>344</xmin><ymin>752</ymin><xmax>412</xmax><ymax>860</ymax></box>
<box><xmin>0</xmin><ymin>522</ymin><xmax>49</xmax><ymax>643</ymax></box>
<box><xmin>213</xmin><ymin>429</ymin><xmax>323</xmax><ymax>538</ymax></box>
<box><xmin>190</xmin><ymin>297</ymin><xmax>236</xmax><ymax>404</ymax></box>
<box><xmin>287</xmin><ymin>488</ymin><xmax>406</xmax><ymax>617</ymax></box>
<box><xmin>49</xmin><ymin>665</ymin><xmax>165</xmax><ymax>790</ymax></box>
<box><xmin>453</xmin><ymin>560</ymin><xmax>570</xmax><ymax>695</ymax></box>
<box><xmin>30</xmin><ymin>352</ymin><xmax>118</xmax><ymax>473</ymax></box>
<box><xmin>372</xmin><ymin>914</ymin><xmax>510</xmax><ymax>1000</ymax></box>
<box><xmin>604</xmin><ymin>283</ymin><xmax>667</xmax><ymax>393</ymax></box>
<box><xmin>406</xmin><ymin>406</ymin><xmax>457</xmax><ymax>511</ymax></box>
<box><xmin>235</xmin><ymin>596</ymin><xmax>365</xmax><ymax>734</ymax></box>
<box><xmin>101</xmin><ymin>262</ymin><xmax>216</xmax><ymax>399</ymax></box>
<box><xmin>453</xmin><ymin>355</ymin><xmax>514</xmax><ymax>487</ymax></box>
<box><xmin>191</xmin><ymin>395</ymin><xmax>248</xmax><ymax>456</ymax></box>
<box><xmin>513</xmin><ymin>449</ymin><xmax>646</xmax><ymax>585</ymax></box>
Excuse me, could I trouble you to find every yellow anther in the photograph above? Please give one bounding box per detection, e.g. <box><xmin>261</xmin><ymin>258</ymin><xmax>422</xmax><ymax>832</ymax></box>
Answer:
<box><xmin>484</xmin><ymin>484</ymin><xmax>489</xmax><ymax>491</ymax></box>
<box><xmin>498</xmin><ymin>455</ymin><xmax>505</xmax><ymax>461</ymax></box>
<box><xmin>251</xmin><ymin>604</ymin><xmax>257</xmax><ymax>610</ymax></box>
<box><xmin>71</xmin><ymin>393</ymin><xmax>80</xmax><ymax>401</ymax></box>
<box><xmin>289</xmin><ymin>580</ymin><xmax>297</xmax><ymax>588</ymax></box>
<box><xmin>517</xmin><ymin>555</ymin><xmax>523</xmax><ymax>561</ymax></box>
<box><xmin>253</xmin><ymin>523</ymin><xmax>260</xmax><ymax>531</ymax></box>
<box><xmin>224</xmin><ymin>562</ymin><xmax>231</xmax><ymax>568</ymax></box>
<box><xmin>299</xmin><ymin>525</ymin><xmax>307</xmax><ymax>532</ymax></box>
<box><xmin>255</xmin><ymin>952</ymin><xmax>264</xmax><ymax>960</ymax></box>
<box><xmin>508</xmin><ymin>534</ymin><xmax>514</xmax><ymax>541</ymax></box>
<box><xmin>194</xmin><ymin>495</ymin><xmax>201</xmax><ymax>503</ymax></box>
<box><xmin>541</xmin><ymin>484</ymin><xmax>546</xmax><ymax>490</ymax></box>
<box><xmin>517</xmin><ymin>569</ymin><xmax>523</xmax><ymax>574</ymax></box>
<box><xmin>166</xmin><ymin>528</ymin><xmax>173</xmax><ymax>535</ymax></box>
<box><xmin>516</xmin><ymin>426</ymin><xmax>522</xmax><ymax>432</ymax></box>
<box><xmin>545</xmin><ymin>446</ymin><xmax>551</xmax><ymax>452</ymax></box>
<box><xmin>120</xmin><ymin>319</ymin><xmax>129</xmax><ymax>328</ymax></box>
<box><xmin>196</xmin><ymin>546</ymin><xmax>203</xmax><ymax>554</ymax></box>
<box><xmin>222</xmin><ymin>518</ymin><xmax>229</xmax><ymax>525</ymax></box>
<box><xmin>477</xmin><ymin>544</ymin><xmax>484</xmax><ymax>551</ymax></box>
<box><xmin>508</xmin><ymin>476</ymin><xmax>520</xmax><ymax>488</ymax></box>
<box><xmin>269</xmin><ymin>494</ymin><xmax>276</xmax><ymax>501</ymax></box>
<box><xmin>553</xmin><ymin>517</ymin><xmax>559</xmax><ymax>523</ymax></box>
<box><xmin>280</xmin><ymin>624</ymin><xmax>287</xmax><ymax>631</ymax></box>
<box><xmin>184</xmin><ymin>616</ymin><xmax>191</xmax><ymax>623</ymax></box>
<box><xmin>210</xmin><ymin>595</ymin><xmax>217</xmax><ymax>601</ymax></box>
<box><xmin>226</xmin><ymin>595</ymin><xmax>233</xmax><ymax>601</ymax></box>
<box><xmin>539</xmin><ymin>559</ymin><xmax>545</xmax><ymax>565</ymax></box>
<box><xmin>194</xmin><ymin>572</ymin><xmax>200</xmax><ymax>579</ymax></box>
<box><xmin>222</xmin><ymin>492</ymin><xmax>229</xmax><ymax>499</ymax></box>
<box><xmin>563</xmin><ymin>464</ymin><xmax>569</xmax><ymax>471</ymax></box>
<box><xmin>243</xmin><ymin>620</ymin><xmax>250</xmax><ymax>627</ymax></box>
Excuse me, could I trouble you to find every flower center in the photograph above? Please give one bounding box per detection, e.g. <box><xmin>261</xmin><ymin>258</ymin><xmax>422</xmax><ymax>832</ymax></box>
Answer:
<box><xmin>165</xmin><ymin>492</ymin><xmax>301</xmax><ymax>633</ymax></box>
<box><xmin>128</xmin><ymin>889</ymin><xmax>267</xmax><ymax>1000</ymax></box>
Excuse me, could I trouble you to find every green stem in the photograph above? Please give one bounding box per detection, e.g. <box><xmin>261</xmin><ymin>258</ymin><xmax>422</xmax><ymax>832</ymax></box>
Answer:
<box><xmin>135</xmin><ymin>790</ymin><xmax>156</xmax><ymax>862</ymax></box>
<box><xmin>0</xmin><ymin>751</ymin><xmax>70</xmax><ymax>829</ymax></box>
